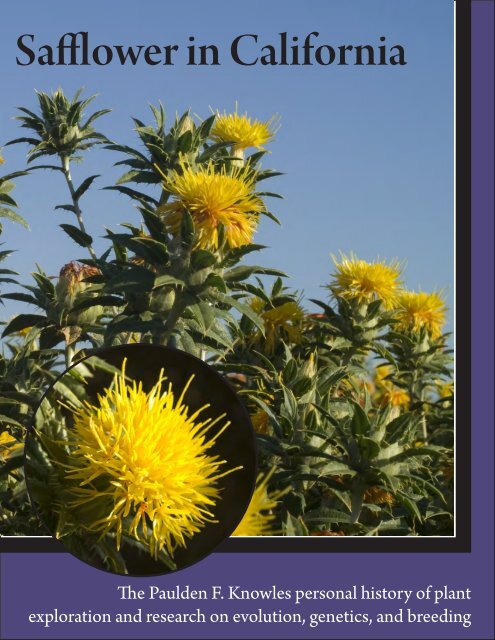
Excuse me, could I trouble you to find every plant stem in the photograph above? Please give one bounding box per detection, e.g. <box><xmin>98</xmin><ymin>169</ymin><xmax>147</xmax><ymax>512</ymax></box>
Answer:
<box><xmin>159</xmin><ymin>295</ymin><xmax>187</xmax><ymax>345</ymax></box>
<box><xmin>61</xmin><ymin>156</ymin><xmax>98</xmax><ymax>262</ymax></box>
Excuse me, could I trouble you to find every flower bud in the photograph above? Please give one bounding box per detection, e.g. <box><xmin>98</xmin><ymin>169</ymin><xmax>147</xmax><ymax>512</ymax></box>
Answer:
<box><xmin>177</xmin><ymin>114</ymin><xmax>195</xmax><ymax>136</ymax></box>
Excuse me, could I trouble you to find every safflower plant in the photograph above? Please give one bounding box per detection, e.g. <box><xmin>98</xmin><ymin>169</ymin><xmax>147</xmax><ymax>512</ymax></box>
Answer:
<box><xmin>1</xmin><ymin>88</ymin><xmax>454</xmax><ymax>555</ymax></box>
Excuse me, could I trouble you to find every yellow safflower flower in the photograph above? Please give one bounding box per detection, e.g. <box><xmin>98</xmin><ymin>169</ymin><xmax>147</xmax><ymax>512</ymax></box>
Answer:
<box><xmin>376</xmin><ymin>386</ymin><xmax>410</xmax><ymax>408</ymax></box>
<box><xmin>251</xmin><ymin>298</ymin><xmax>305</xmax><ymax>354</ymax></box>
<box><xmin>63</xmin><ymin>362</ymin><xmax>239</xmax><ymax>558</ymax></box>
<box><xmin>330</xmin><ymin>254</ymin><xmax>402</xmax><ymax>309</ymax></box>
<box><xmin>373</xmin><ymin>365</ymin><xmax>410</xmax><ymax>408</ymax></box>
<box><xmin>0</xmin><ymin>432</ymin><xmax>23</xmax><ymax>459</ymax></box>
<box><xmin>250</xmin><ymin>409</ymin><xmax>270</xmax><ymax>434</ymax></box>
<box><xmin>158</xmin><ymin>162</ymin><xmax>264</xmax><ymax>250</ymax></box>
<box><xmin>437</xmin><ymin>380</ymin><xmax>454</xmax><ymax>398</ymax></box>
<box><xmin>210</xmin><ymin>109</ymin><xmax>278</xmax><ymax>150</ymax></box>
<box><xmin>395</xmin><ymin>290</ymin><xmax>447</xmax><ymax>339</ymax></box>
<box><xmin>232</xmin><ymin>471</ymin><xmax>287</xmax><ymax>536</ymax></box>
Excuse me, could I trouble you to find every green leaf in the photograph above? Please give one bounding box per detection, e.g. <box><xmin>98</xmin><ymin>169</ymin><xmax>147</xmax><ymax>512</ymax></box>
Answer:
<box><xmin>222</xmin><ymin>244</ymin><xmax>266</xmax><ymax>267</ymax></box>
<box><xmin>190</xmin><ymin>250</ymin><xmax>217</xmax><ymax>271</ymax></box>
<box><xmin>72</xmin><ymin>295</ymin><xmax>124</xmax><ymax>312</ymax></box>
<box><xmin>202</xmin><ymin>273</ymin><xmax>227</xmax><ymax>293</ymax></box>
<box><xmin>197</xmin><ymin>114</ymin><xmax>216</xmax><ymax>139</ymax></box>
<box><xmin>55</xmin><ymin>204</ymin><xmax>77</xmax><ymax>214</ymax></box>
<box><xmin>105</xmin><ymin>267</ymin><xmax>155</xmax><ymax>294</ymax></box>
<box><xmin>140</xmin><ymin>208</ymin><xmax>167</xmax><ymax>240</ymax></box>
<box><xmin>126</xmin><ymin>237</ymin><xmax>169</xmax><ymax>264</ymax></box>
<box><xmin>0</xmin><ymin>193</ymin><xmax>18</xmax><ymax>207</ymax></box>
<box><xmin>210</xmin><ymin>291</ymin><xmax>265</xmax><ymax>334</ymax></box>
<box><xmin>283</xmin><ymin>514</ymin><xmax>309</xmax><ymax>536</ymax></box>
<box><xmin>224</xmin><ymin>265</ymin><xmax>286</xmax><ymax>282</ymax></box>
<box><xmin>350</xmin><ymin>402</ymin><xmax>371</xmax><ymax>438</ymax></box>
<box><xmin>397</xmin><ymin>491</ymin><xmax>422</xmax><ymax>522</ymax></box>
<box><xmin>59</xmin><ymin>224</ymin><xmax>93</xmax><ymax>247</ymax></box>
<box><xmin>305</xmin><ymin>508</ymin><xmax>352</xmax><ymax>525</ymax></box>
<box><xmin>104</xmin><ymin>185</ymin><xmax>158</xmax><ymax>206</ymax></box>
<box><xmin>180</xmin><ymin>209</ymin><xmax>195</xmax><ymax>250</ymax></box>
<box><xmin>0</xmin><ymin>453</ymin><xmax>24</xmax><ymax>478</ymax></box>
<box><xmin>153</xmin><ymin>274</ymin><xmax>184</xmax><ymax>288</ymax></box>
<box><xmin>73</xmin><ymin>175</ymin><xmax>100</xmax><ymax>201</ymax></box>
<box><xmin>1</xmin><ymin>292</ymin><xmax>39</xmax><ymax>305</ymax></box>
<box><xmin>0</xmin><ymin>207</ymin><xmax>29</xmax><ymax>228</ymax></box>
<box><xmin>28</xmin><ymin>164</ymin><xmax>65</xmax><ymax>173</ymax></box>
<box><xmin>357</xmin><ymin>436</ymin><xmax>381</xmax><ymax>460</ymax></box>
<box><xmin>2</xmin><ymin>313</ymin><xmax>47</xmax><ymax>337</ymax></box>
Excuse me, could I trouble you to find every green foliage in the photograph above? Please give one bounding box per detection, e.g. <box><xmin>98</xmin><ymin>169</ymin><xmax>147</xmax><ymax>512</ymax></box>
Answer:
<box><xmin>0</xmin><ymin>88</ymin><xmax>454</xmax><ymax>539</ymax></box>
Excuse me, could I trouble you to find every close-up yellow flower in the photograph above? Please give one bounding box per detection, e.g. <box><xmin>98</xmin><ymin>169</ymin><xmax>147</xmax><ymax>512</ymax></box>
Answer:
<box><xmin>395</xmin><ymin>290</ymin><xmax>447</xmax><ymax>339</ymax></box>
<box><xmin>232</xmin><ymin>471</ymin><xmax>287</xmax><ymax>536</ymax></box>
<box><xmin>63</xmin><ymin>363</ymin><xmax>238</xmax><ymax>559</ymax></box>
<box><xmin>330</xmin><ymin>254</ymin><xmax>402</xmax><ymax>309</ymax></box>
<box><xmin>210</xmin><ymin>109</ymin><xmax>278</xmax><ymax>150</ymax></box>
<box><xmin>251</xmin><ymin>298</ymin><xmax>305</xmax><ymax>354</ymax></box>
<box><xmin>158</xmin><ymin>162</ymin><xmax>264</xmax><ymax>250</ymax></box>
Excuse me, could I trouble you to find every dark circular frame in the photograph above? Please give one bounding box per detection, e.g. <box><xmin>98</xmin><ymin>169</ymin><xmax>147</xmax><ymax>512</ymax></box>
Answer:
<box><xmin>24</xmin><ymin>343</ymin><xmax>257</xmax><ymax>576</ymax></box>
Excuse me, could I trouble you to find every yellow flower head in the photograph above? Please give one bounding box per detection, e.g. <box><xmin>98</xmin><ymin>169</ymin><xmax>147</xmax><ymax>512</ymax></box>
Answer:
<box><xmin>376</xmin><ymin>386</ymin><xmax>410</xmax><ymax>408</ymax></box>
<box><xmin>0</xmin><ymin>432</ymin><xmax>23</xmax><ymax>459</ymax></box>
<box><xmin>232</xmin><ymin>471</ymin><xmax>287</xmax><ymax>536</ymax></box>
<box><xmin>0</xmin><ymin>153</ymin><xmax>4</xmax><ymax>165</ymax></box>
<box><xmin>437</xmin><ymin>380</ymin><xmax>454</xmax><ymax>399</ymax></box>
<box><xmin>250</xmin><ymin>409</ymin><xmax>270</xmax><ymax>435</ymax></box>
<box><xmin>395</xmin><ymin>290</ymin><xmax>447</xmax><ymax>339</ymax></box>
<box><xmin>210</xmin><ymin>109</ymin><xmax>278</xmax><ymax>150</ymax></box>
<box><xmin>251</xmin><ymin>298</ymin><xmax>305</xmax><ymax>354</ymax></box>
<box><xmin>63</xmin><ymin>362</ymin><xmax>238</xmax><ymax>558</ymax></box>
<box><xmin>158</xmin><ymin>162</ymin><xmax>264</xmax><ymax>250</ymax></box>
<box><xmin>373</xmin><ymin>365</ymin><xmax>409</xmax><ymax>408</ymax></box>
<box><xmin>330</xmin><ymin>254</ymin><xmax>402</xmax><ymax>309</ymax></box>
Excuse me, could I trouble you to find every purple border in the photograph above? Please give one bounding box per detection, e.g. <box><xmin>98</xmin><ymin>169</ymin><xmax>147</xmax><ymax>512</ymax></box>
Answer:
<box><xmin>471</xmin><ymin>0</ymin><xmax>495</xmax><ymax>589</ymax></box>
<box><xmin>1</xmin><ymin>2</ymin><xmax>494</xmax><ymax>639</ymax></box>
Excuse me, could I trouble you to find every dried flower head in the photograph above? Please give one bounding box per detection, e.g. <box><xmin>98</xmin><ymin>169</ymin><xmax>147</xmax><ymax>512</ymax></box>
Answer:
<box><xmin>364</xmin><ymin>486</ymin><xmax>395</xmax><ymax>505</ymax></box>
<box><xmin>158</xmin><ymin>162</ymin><xmax>264</xmax><ymax>250</ymax></box>
<box><xmin>210</xmin><ymin>109</ymin><xmax>278</xmax><ymax>150</ymax></box>
<box><xmin>63</xmin><ymin>362</ymin><xmax>238</xmax><ymax>558</ymax></box>
<box><xmin>330</xmin><ymin>254</ymin><xmax>402</xmax><ymax>309</ymax></box>
<box><xmin>57</xmin><ymin>261</ymin><xmax>100</xmax><ymax>298</ymax></box>
<box><xmin>395</xmin><ymin>290</ymin><xmax>447</xmax><ymax>339</ymax></box>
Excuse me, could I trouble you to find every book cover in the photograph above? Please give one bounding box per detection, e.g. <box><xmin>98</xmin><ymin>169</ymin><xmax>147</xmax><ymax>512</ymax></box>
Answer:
<box><xmin>0</xmin><ymin>1</ymin><xmax>493</xmax><ymax>639</ymax></box>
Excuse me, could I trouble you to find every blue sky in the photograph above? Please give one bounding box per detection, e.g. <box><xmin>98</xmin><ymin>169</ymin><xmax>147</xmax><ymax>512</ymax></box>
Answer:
<box><xmin>1</xmin><ymin>0</ymin><xmax>454</xmax><ymax>329</ymax></box>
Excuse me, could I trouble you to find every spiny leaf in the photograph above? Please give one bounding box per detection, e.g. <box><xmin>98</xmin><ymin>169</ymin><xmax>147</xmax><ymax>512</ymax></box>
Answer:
<box><xmin>59</xmin><ymin>224</ymin><xmax>93</xmax><ymax>247</ymax></box>
<box><xmin>73</xmin><ymin>175</ymin><xmax>100</xmax><ymax>201</ymax></box>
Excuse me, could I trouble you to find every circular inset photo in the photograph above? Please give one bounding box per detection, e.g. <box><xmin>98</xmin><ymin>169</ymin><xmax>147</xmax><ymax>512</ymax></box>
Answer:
<box><xmin>25</xmin><ymin>344</ymin><xmax>257</xmax><ymax>575</ymax></box>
